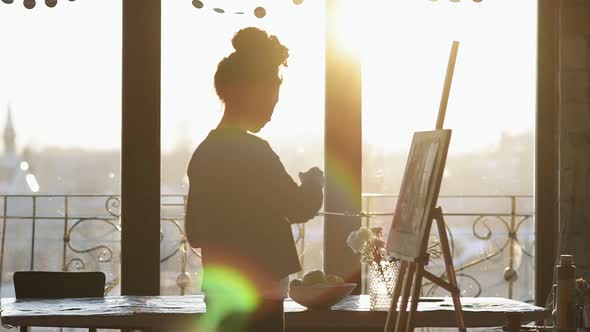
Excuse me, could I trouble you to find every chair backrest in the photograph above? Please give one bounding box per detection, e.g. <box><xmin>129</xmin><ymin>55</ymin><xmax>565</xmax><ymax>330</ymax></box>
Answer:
<box><xmin>14</xmin><ymin>271</ymin><xmax>106</xmax><ymax>299</ymax></box>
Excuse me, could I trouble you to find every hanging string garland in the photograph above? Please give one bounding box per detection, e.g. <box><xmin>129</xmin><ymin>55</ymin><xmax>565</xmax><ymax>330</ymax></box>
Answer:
<box><xmin>2</xmin><ymin>0</ymin><xmax>483</xmax><ymax>11</ymax></box>
<box><xmin>192</xmin><ymin>0</ymin><xmax>305</xmax><ymax>18</ymax></box>
<box><xmin>1</xmin><ymin>0</ymin><xmax>76</xmax><ymax>9</ymax></box>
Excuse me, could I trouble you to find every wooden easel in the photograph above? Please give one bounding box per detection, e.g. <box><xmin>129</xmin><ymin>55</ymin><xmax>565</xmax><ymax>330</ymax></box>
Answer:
<box><xmin>383</xmin><ymin>41</ymin><xmax>466</xmax><ymax>332</ymax></box>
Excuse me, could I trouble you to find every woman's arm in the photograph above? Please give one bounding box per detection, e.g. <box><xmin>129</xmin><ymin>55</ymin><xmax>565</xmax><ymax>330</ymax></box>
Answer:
<box><xmin>261</xmin><ymin>142</ymin><xmax>324</xmax><ymax>224</ymax></box>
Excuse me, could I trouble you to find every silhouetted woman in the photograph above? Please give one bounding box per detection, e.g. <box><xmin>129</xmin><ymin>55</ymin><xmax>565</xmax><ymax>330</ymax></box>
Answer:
<box><xmin>185</xmin><ymin>27</ymin><xmax>324</xmax><ymax>332</ymax></box>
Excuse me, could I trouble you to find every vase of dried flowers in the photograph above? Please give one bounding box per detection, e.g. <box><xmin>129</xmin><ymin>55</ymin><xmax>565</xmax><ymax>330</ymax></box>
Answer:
<box><xmin>347</xmin><ymin>226</ymin><xmax>398</xmax><ymax>310</ymax></box>
<box><xmin>367</xmin><ymin>259</ymin><xmax>398</xmax><ymax>310</ymax></box>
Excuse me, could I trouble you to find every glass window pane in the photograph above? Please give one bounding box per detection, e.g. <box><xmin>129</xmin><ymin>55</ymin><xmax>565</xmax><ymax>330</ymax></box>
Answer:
<box><xmin>161</xmin><ymin>1</ymin><xmax>326</xmax><ymax>295</ymax></box>
<box><xmin>361</xmin><ymin>1</ymin><xmax>536</xmax><ymax>301</ymax></box>
<box><xmin>0</xmin><ymin>2</ymin><xmax>122</xmax><ymax>298</ymax></box>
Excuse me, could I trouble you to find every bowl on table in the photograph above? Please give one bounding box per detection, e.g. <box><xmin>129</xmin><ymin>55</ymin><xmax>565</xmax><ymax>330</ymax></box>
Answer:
<box><xmin>288</xmin><ymin>282</ymin><xmax>357</xmax><ymax>310</ymax></box>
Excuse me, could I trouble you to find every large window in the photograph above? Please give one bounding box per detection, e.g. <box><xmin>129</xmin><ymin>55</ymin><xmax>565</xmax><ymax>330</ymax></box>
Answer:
<box><xmin>0</xmin><ymin>2</ymin><xmax>122</xmax><ymax>297</ymax></box>
<box><xmin>361</xmin><ymin>0</ymin><xmax>537</xmax><ymax>301</ymax></box>
<box><xmin>0</xmin><ymin>0</ymin><xmax>539</xmax><ymax>303</ymax></box>
<box><xmin>160</xmin><ymin>0</ymin><xmax>326</xmax><ymax>295</ymax></box>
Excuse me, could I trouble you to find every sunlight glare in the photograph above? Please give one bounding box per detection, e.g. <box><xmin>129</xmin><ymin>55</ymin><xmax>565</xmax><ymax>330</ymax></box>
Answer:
<box><xmin>328</xmin><ymin>0</ymin><xmax>368</xmax><ymax>54</ymax></box>
<box><xmin>26</xmin><ymin>173</ymin><xmax>40</xmax><ymax>192</ymax></box>
<box><xmin>20</xmin><ymin>161</ymin><xmax>30</xmax><ymax>171</ymax></box>
<box><xmin>361</xmin><ymin>0</ymin><xmax>537</xmax><ymax>153</ymax></box>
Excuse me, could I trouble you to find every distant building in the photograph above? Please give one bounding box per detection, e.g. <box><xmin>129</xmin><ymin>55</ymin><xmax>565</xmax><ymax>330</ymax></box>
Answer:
<box><xmin>0</xmin><ymin>105</ymin><xmax>38</xmax><ymax>194</ymax></box>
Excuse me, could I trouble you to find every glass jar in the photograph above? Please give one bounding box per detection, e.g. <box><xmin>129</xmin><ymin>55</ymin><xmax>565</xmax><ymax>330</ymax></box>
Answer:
<box><xmin>367</xmin><ymin>260</ymin><xmax>399</xmax><ymax>310</ymax></box>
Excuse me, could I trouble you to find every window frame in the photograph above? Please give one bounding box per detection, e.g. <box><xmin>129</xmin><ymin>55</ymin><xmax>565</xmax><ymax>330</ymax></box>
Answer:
<box><xmin>120</xmin><ymin>0</ymin><xmax>552</xmax><ymax>304</ymax></box>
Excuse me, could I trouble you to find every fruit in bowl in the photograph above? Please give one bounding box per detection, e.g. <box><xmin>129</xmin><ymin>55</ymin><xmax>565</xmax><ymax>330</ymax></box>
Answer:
<box><xmin>289</xmin><ymin>270</ymin><xmax>356</xmax><ymax>310</ymax></box>
<box><xmin>302</xmin><ymin>269</ymin><xmax>326</xmax><ymax>286</ymax></box>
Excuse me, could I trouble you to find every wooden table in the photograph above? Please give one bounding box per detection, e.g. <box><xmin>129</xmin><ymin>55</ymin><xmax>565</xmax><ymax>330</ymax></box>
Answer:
<box><xmin>1</xmin><ymin>295</ymin><xmax>550</xmax><ymax>331</ymax></box>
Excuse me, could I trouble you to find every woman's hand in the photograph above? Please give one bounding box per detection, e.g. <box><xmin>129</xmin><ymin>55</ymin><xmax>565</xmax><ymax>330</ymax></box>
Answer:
<box><xmin>298</xmin><ymin>167</ymin><xmax>325</xmax><ymax>187</ymax></box>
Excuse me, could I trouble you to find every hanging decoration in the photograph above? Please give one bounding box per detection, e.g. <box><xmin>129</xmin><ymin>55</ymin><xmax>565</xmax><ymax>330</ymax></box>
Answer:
<box><xmin>254</xmin><ymin>6</ymin><xmax>266</xmax><ymax>18</ymax></box>
<box><xmin>1</xmin><ymin>0</ymin><xmax>76</xmax><ymax>9</ymax></box>
<box><xmin>191</xmin><ymin>0</ymin><xmax>305</xmax><ymax>19</ymax></box>
<box><xmin>2</xmin><ymin>0</ymin><xmax>483</xmax><ymax>12</ymax></box>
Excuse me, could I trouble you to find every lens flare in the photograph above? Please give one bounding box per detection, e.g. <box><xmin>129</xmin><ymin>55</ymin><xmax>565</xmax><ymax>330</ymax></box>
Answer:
<box><xmin>196</xmin><ymin>264</ymin><xmax>260</xmax><ymax>332</ymax></box>
<box><xmin>325</xmin><ymin>154</ymin><xmax>361</xmax><ymax>205</ymax></box>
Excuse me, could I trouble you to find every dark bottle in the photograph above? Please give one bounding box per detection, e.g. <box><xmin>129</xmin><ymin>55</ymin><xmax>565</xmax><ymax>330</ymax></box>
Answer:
<box><xmin>556</xmin><ymin>254</ymin><xmax>576</xmax><ymax>332</ymax></box>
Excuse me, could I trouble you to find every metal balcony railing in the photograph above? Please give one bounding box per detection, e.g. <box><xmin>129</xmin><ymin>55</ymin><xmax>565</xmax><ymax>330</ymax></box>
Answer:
<box><xmin>0</xmin><ymin>194</ymin><xmax>534</xmax><ymax>302</ymax></box>
<box><xmin>358</xmin><ymin>195</ymin><xmax>534</xmax><ymax>301</ymax></box>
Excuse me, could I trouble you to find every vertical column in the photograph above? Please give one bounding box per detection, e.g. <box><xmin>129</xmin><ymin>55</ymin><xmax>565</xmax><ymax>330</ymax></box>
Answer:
<box><xmin>121</xmin><ymin>0</ymin><xmax>161</xmax><ymax>295</ymax></box>
<box><xmin>324</xmin><ymin>0</ymin><xmax>362</xmax><ymax>288</ymax></box>
<box><xmin>536</xmin><ymin>0</ymin><xmax>560</xmax><ymax>307</ymax></box>
<box><xmin>558</xmin><ymin>0</ymin><xmax>590</xmax><ymax>280</ymax></box>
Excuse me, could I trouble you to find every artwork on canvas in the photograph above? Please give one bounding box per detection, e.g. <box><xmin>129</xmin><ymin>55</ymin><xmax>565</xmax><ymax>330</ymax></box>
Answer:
<box><xmin>386</xmin><ymin>129</ymin><xmax>452</xmax><ymax>260</ymax></box>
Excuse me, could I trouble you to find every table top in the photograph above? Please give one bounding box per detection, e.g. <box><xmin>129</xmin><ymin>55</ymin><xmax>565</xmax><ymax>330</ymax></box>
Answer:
<box><xmin>1</xmin><ymin>295</ymin><xmax>550</xmax><ymax>329</ymax></box>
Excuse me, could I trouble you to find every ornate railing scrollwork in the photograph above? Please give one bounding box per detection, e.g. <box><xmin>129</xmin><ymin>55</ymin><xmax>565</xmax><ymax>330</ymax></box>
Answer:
<box><xmin>161</xmin><ymin>219</ymin><xmax>186</xmax><ymax>263</ymax></box>
<box><xmin>515</xmin><ymin>216</ymin><xmax>534</xmax><ymax>257</ymax></box>
<box><xmin>360</xmin><ymin>195</ymin><xmax>534</xmax><ymax>301</ymax></box>
<box><xmin>0</xmin><ymin>194</ymin><xmax>534</xmax><ymax>299</ymax></box>
<box><xmin>65</xmin><ymin>217</ymin><xmax>120</xmax><ymax>264</ymax></box>
<box><xmin>105</xmin><ymin>195</ymin><xmax>121</xmax><ymax>218</ymax></box>
<box><xmin>63</xmin><ymin>258</ymin><xmax>85</xmax><ymax>271</ymax></box>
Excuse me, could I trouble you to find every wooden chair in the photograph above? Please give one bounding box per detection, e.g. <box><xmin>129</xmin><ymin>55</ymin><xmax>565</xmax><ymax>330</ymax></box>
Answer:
<box><xmin>13</xmin><ymin>271</ymin><xmax>106</xmax><ymax>332</ymax></box>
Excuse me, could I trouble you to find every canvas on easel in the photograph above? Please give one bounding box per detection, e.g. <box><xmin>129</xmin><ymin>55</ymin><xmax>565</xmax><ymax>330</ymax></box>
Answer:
<box><xmin>383</xmin><ymin>41</ymin><xmax>466</xmax><ymax>332</ymax></box>
<box><xmin>384</xmin><ymin>129</ymin><xmax>464</xmax><ymax>332</ymax></box>
<box><xmin>386</xmin><ymin>130</ymin><xmax>451</xmax><ymax>261</ymax></box>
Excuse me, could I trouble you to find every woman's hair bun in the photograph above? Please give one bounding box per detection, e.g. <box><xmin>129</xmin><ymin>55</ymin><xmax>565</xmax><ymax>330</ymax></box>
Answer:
<box><xmin>232</xmin><ymin>27</ymin><xmax>270</xmax><ymax>53</ymax></box>
<box><xmin>214</xmin><ymin>27</ymin><xmax>289</xmax><ymax>103</ymax></box>
<box><xmin>231</xmin><ymin>27</ymin><xmax>289</xmax><ymax>67</ymax></box>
